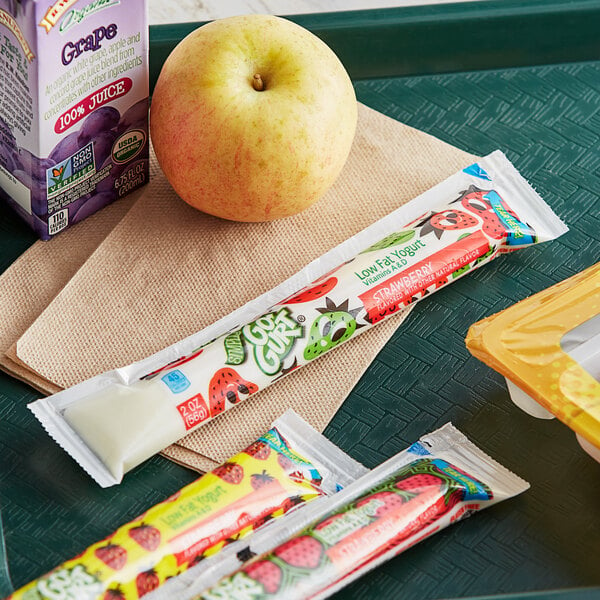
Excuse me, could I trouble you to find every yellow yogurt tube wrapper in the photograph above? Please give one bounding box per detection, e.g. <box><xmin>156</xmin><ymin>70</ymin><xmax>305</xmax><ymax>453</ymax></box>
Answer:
<box><xmin>466</xmin><ymin>262</ymin><xmax>600</xmax><ymax>459</ymax></box>
<box><xmin>28</xmin><ymin>150</ymin><xmax>568</xmax><ymax>487</ymax></box>
<box><xmin>7</xmin><ymin>410</ymin><xmax>367</xmax><ymax>600</ymax></box>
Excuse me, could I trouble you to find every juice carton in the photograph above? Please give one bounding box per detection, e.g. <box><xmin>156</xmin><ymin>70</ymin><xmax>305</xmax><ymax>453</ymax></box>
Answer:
<box><xmin>0</xmin><ymin>0</ymin><xmax>149</xmax><ymax>240</ymax></box>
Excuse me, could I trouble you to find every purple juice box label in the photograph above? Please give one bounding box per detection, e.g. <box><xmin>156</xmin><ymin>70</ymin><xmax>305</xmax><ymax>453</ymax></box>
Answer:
<box><xmin>0</xmin><ymin>0</ymin><xmax>149</xmax><ymax>240</ymax></box>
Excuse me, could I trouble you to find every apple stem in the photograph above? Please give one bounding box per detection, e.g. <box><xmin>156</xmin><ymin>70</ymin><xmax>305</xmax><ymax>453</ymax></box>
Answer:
<box><xmin>252</xmin><ymin>73</ymin><xmax>265</xmax><ymax>91</ymax></box>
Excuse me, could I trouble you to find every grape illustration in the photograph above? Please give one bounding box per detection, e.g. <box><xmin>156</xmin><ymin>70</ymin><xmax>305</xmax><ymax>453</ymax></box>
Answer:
<box><xmin>117</xmin><ymin>98</ymin><xmax>149</xmax><ymax>134</ymax></box>
<box><xmin>78</xmin><ymin>107</ymin><xmax>120</xmax><ymax>145</ymax></box>
<box><xmin>64</xmin><ymin>194</ymin><xmax>90</xmax><ymax>221</ymax></box>
<box><xmin>96</xmin><ymin>164</ymin><xmax>123</xmax><ymax>194</ymax></box>
<box><xmin>49</xmin><ymin>131</ymin><xmax>81</xmax><ymax>164</ymax></box>
<box><xmin>1</xmin><ymin>79</ymin><xmax>149</xmax><ymax>236</ymax></box>
<box><xmin>92</xmin><ymin>130</ymin><xmax>118</xmax><ymax>167</ymax></box>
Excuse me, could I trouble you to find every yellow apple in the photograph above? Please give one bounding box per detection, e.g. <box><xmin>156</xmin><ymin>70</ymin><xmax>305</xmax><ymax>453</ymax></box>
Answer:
<box><xmin>150</xmin><ymin>14</ymin><xmax>358</xmax><ymax>222</ymax></box>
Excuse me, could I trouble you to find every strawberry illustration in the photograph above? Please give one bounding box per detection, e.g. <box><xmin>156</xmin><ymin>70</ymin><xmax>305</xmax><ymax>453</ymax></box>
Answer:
<box><xmin>136</xmin><ymin>569</ymin><xmax>160</xmax><ymax>597</ymax></box>
<box><xmin>277</xmin><ymin>453</ymin><xmax>295</xmax><ymax>472</ymax></box>
<box><xmin>274</xmin><ymin>535</ymin><xmax>324</xmax><ymax>569</ymax></box>
<box><xmin>284</xmin><ymin>277</ymin><xmax>337</xmax><ymax>304</ymax></box>
<box><xmin>282</xmin><ymin>494</ymin><xmax>305</xmax><ymax>513</ymax></box>
<box><xmin>426</xmin><ymin>209</ymin><xmax>478</xmax><ymax>235</ymax></box>
<box><xmin>459</xmin><ymin>186</ymin><xmax>521</xmax><ymax>221</ymax></box>
<box><xmin>103</xmin><ymin>587</ymin><xmax>125</xmax><ymax>600</ymax></box>
<box><xmin>94</xmin><ymin>543</ymin><xmax>127</xmax><ymax>570</ymax></box>
<box><xmin>212</xmin><ymin>461</ymin><xmax>244</xmax><ymax>485</ymax></box>
<box><xmin>356</xmin><ymin>490</ymin><xmax>405</xmax><ymax>517</ymax></box>
<box><xmin>474</xmin><ymin>245</ymin><xmax>494</xmax><ymax>265</ymax></box>
<box><xmin>459</xmin><ymin>186</ymin><xmax>493</xmax><ymax>215</ymax></box>
<box><xmin>189</xmin><ymin>553</ymin><xmax>205</xmax><ymax>567</ymax></box>
<box><xmin>129</xmin><ymin>523</ymin><xmax>161</xmax><ymax>551</ymax></box>
<box><xmin>396</xmin><ymin>473</ymin><xmax>443</xmax><ymax>493</ymax></box>
<box><xmin>252</xmin><ymin>513</ymin><xmax>274</xmax><ymax>530</ymax></box>
<box><xmin>458</xmin><ymin>186</ymin><xmax>515</xmax><ymax>240</ymax></box>
<box><xmin>303</xmin><ymin>298</ymin><xmax>364</xmax><ymax>361</ymax></box>
<box><xmin>208</xmin><ymin>368</ymin><xmax>258</xmax><ymax>416</ymax></box>
<box><xmin>244</xmin><ymin>560</ymin><xmax>282</xmax><ymax>594</ymax></box>
<box><xmin>434</xmin><ymin>276</ymin><xmax>448</xmax><ymax>289</ymax></box>
<box><xmin>244</xmin><ymin>440</ymin><xmax>271</xmax><ymax>460</ymax></box>
<box><xmin>481</xmin><ymin>218</ymin><xmax>506</xmax><ymax>239</ymax></box>
<box><xmin>431</xmin><ymin>210</ymin><xmax>478</xmax><ymax>229</ymax></box>
<box><xmin>251</xmin><ymin>469</ymin><xmax>275</xmax><ymax>490</ymax></box>
<box><xmin>394</xmin><ymin>469</ymin><xmax>467</xmax><ymax>526</ymax></box>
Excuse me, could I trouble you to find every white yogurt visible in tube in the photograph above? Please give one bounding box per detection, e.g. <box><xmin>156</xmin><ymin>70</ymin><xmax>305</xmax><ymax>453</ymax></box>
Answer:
<box><xmin>64</xmin><ymin>381</ymin><xmax>186</xmax><ymax>479</ymax></box>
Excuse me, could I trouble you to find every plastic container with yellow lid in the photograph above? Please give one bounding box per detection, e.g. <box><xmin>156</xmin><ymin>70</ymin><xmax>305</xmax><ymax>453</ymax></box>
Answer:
<box><xmin>466</xmin><ymin>262</ymin><xmax>600</xmax><ymax>462</ymax></box>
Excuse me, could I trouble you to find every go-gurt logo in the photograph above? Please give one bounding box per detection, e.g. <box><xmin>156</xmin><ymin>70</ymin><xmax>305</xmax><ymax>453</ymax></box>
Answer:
<box><xmin>202</xmin><ymin>571</ymin><xmax>265</xmax><ymax>600</ymax></box>
<box><xmin>35</xmin><ymin>564</ymin><xmax>102</xmax><ymax>599</ymax></box>
<box><xmin>242</xmin><ymin>308</ymin><xmax>302</xmax><ymax>375</ymax></box>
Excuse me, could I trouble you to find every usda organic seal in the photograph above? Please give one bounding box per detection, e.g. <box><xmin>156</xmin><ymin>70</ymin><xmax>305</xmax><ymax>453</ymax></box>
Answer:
<box><xmin>112</xmin><ymin>129</ymin><xmax>146</xmax><ymax>164</ymax></box>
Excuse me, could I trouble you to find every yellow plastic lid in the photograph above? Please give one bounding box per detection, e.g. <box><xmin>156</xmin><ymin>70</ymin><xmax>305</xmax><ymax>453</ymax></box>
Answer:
<box><xmin>466</xmin><ymin>262</ymin><xmax>600</xmax><ymax>451</ymax></box>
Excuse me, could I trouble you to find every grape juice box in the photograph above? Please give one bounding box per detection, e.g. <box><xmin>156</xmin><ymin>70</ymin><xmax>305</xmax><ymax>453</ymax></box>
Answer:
<box><xmin>0</xmin><ymin>0</ymin><xmax>149</xmax><ymax>240</ymax></box>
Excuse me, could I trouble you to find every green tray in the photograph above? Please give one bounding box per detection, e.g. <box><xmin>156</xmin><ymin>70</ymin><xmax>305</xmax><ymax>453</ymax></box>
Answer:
<box><xmin>1</xmin><ymin>1</ymin><xmax>599</xmax><ymax>598</ymax></box>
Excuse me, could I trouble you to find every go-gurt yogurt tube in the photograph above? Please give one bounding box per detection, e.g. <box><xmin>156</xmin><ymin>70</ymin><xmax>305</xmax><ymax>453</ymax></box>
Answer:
<box><xmin>29</xmin><ymin>150</ymin><xmax>568</xmax><ymax>486</ymax></box>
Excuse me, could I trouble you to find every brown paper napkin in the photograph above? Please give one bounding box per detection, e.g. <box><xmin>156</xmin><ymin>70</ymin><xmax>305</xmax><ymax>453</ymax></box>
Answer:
<box><xmin>1</xmin><ymin>103</ymin><xmax>476</xmax><ymax>473</ymax></box>
<box><xmin>0</xmin><ymin>194</ymin><xmax>139</xmax><ymax>394</ymax></box>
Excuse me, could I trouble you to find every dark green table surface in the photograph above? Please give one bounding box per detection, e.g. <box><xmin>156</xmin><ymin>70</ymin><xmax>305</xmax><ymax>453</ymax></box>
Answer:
<box><xmin>1</xmin><ymin>2</ymin><xmax>599</xmax><ymax>599</ymax></box>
